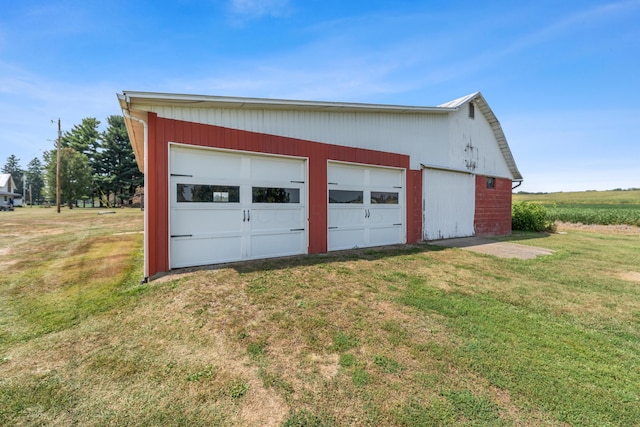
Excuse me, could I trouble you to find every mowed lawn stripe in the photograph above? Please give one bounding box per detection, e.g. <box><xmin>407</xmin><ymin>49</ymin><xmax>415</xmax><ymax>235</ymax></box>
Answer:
<box><xmin>399</xmin><ymin>283</ymin><xmax>640</xmax><ymax>426</ymax></box>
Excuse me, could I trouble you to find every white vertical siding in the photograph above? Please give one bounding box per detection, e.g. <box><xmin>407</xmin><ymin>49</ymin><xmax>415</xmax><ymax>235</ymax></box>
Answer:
<box><xmin>143</xmin><ymin>102</ymin><xmax>514</xmax><ymax>180</ymax></box>
<box><xmin>446</xmin><ymin>107</ymin><xmax>512</xmax><ymax>178</ymax></box>
<box><xmin>423</xmin><ymin>169</ymin><xmax>475</xmax><ymax>240</ymax></box>
<box><xmin>145</xmin><ymin>105</ymin><xmax>450</xmax><ymax>171</ymax></box>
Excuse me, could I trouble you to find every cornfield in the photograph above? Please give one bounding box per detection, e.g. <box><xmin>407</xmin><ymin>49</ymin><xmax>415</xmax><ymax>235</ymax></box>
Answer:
<box><xmin>546</xmin><ymin>204</ymin><xmax>640</xmax><ymax>226</ymax></box>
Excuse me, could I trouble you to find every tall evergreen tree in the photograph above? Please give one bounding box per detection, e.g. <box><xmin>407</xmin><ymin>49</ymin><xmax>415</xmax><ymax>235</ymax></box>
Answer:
<box><xmin>26</xmin><ymin>157</ymin><xmax>45</xmax><ymax>204</ymax></box>
<box><xmin>2</xmin><ymin>154</ymin><xmax>24</xmax><ymax>194</ymax></box>
<box><xmin>61</xmin><ymin>118</ymin><xmax>101</xmax><ymax>204</ymax></box>
<box><xmin>100</xmin><ymin>115</ymin><xmax>143</xmax><ymax>205</ymax></box>
<box><xmin>61</xmin><ymin>117</ymin><xmax>101</xmax><ymax>156</ymax></box>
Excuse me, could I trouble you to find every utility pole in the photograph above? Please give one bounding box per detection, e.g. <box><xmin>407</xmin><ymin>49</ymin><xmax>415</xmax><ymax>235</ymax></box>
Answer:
<box><xmin>22</xmin><ymin>173</ymin><xmax>26</xmax><ymax>206</ymax></box>
<box><xmin>56</xmin><ymin>118</ymin><xmax>61</xmax><ymax>213</ymax></box>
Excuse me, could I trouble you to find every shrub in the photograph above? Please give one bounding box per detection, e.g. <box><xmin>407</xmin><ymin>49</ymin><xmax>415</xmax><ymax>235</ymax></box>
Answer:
<box><xmin>512</xmin><ymin>201</ymin><xmax>555</xmax><ymax>232</ymax></box>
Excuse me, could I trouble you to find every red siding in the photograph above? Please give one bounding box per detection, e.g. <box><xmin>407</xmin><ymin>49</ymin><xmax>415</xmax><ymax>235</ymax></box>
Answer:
<box><xmin>146</xmin><ymin>115</ymin><xmax>421</xmax><ymax>277</ymax></box>
<box><xmin>474</xmin><ymin>176</ymin><xmax>512</xmax><ymax>236</ymax></box>
<box><xmin>406</xmin><ymin>169</ymin><xmax>423</xmax><ymax>244</ymax></box>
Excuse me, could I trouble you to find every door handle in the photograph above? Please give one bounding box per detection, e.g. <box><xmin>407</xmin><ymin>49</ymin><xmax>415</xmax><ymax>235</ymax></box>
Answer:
<box><xmin>243</xmin><ymin>210</ymin><xmax>246</xmax><ymax>222</ymax></box>
<box><xmin>247</xmin><ymin>210</ymin><xmax>250</xmax><ymax>222</ymax></box>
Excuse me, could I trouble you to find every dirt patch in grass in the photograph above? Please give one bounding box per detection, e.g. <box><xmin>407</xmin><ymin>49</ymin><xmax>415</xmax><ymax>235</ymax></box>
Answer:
<box><xmin>556</xmin><ymin>221</ymin><xmax>640</xmax><ymax>235</ymax></box>
<box><xmin>620</xmin><ymin>271</ymin><xmax>640</xmax><ymax>282</ymax></box>
<box><xmin>0</xmin><ymin>260</ymin><xmax>17</xmax><ymax>270</ymax></box>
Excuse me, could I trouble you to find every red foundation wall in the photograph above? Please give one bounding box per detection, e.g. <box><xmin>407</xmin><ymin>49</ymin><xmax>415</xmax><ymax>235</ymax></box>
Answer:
<box><xmin>146</xmin><ymin>114</ymin><xmax>421</xmax><ymax>276</ymax></box>
<box><xmin>474</xmin><ymin>176</ymin><xmax>513</xmax><ymax>236</ymax></box>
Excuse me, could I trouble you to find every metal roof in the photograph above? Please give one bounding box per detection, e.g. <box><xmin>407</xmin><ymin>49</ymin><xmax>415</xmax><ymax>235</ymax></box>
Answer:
<box><xmin>437</xmin><ymin>92</ymin><xmax>480</xmax><ymax>109</ymax></box>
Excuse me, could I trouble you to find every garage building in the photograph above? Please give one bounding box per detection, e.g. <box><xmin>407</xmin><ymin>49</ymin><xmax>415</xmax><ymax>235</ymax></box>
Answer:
<box><xmin>118</xmin><ymin>91</ymin><xmax>522</xmax><ymax>281</ymax></box>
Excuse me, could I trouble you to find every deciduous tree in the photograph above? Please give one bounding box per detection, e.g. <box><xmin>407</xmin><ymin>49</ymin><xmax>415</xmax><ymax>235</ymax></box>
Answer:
<box><xmin>45</xmin><ymin>148</ymin><xmax>92</xmax><ymax>208</ymax></box>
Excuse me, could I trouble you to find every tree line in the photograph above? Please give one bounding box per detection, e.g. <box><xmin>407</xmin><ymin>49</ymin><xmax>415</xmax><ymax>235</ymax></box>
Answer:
<box><xmin>1</xmin><ymin>115</ymin><xmax>142</xmax><ymax>207</ymax></box>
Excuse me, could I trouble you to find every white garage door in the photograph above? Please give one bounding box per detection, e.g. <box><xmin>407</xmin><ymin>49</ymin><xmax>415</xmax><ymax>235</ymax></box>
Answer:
<box><xmin>423</xmin><ymin>169</ymin><xmax>475</xmax><ymax>240</ymax></box>
<box><xmin>328</xmin><ymin>162</ymin><xmax>405</xmax><ymax>251</ymax></box>
<box><xmin>169</xmin><ymin>145</ymin><xmax>307</xmax><ymax>269</ymax></box>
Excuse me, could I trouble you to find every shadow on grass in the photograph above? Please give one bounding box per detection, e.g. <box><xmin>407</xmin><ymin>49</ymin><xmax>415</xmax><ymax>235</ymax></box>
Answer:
<box><xmin>493</xmin><ymin>231</ymin><xmax>552</xmax><ymax>242</ymax></box>
<box><xmin>157</xmin><ymin>230</ymin><xmax>553</xmax><ymax>281</ymax></box>
<box><xmin>161</xmin><ymin>242</ymin><xmax>448</xmax><ymax>278</ymax></box>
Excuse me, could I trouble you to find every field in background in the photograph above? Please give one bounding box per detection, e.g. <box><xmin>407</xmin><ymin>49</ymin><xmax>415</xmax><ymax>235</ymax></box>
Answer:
<box><xmin>1</xmin><ymin>207</ymin><xmax>640</xmax><ymax>425</ymax></box>
<box><xmin>514</xmin><ymin>189</ymin><xmax>640</xmax><ymax>226</ymax></box>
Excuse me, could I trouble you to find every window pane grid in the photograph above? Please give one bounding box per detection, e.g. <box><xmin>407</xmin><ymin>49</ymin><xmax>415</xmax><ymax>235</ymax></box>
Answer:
<box><xmin>177</xmin><ymin>184</ymin><xmax>240</xmax><ymax>203</ymax></box>
<box><xmin>329</xmin><ymin>190</ymin><xmax>364</xmax><ymax>204</ymax></box>
<box><xmin>371</xmin><ymin>191</ymin><xmax>399</xmax><ymax>204</ymax></box>
<box><xmin>252</xmin><ymin>187</ymin><xmax>300</xmax><ymax>203</ymax></box>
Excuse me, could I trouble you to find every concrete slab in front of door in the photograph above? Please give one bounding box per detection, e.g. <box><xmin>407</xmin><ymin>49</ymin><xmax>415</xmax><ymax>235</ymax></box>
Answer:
<box><xmin>428</xmin><ymin>237</ymin><xmax>553</xmax><ymax>260</ymax></box>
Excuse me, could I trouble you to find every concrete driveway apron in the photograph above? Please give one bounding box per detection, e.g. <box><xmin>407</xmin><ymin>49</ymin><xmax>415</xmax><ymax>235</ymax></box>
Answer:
<box><xmin>429</xmin><ymin>237</ymin><xmax>553</xmax><ymax>259</ymax></box>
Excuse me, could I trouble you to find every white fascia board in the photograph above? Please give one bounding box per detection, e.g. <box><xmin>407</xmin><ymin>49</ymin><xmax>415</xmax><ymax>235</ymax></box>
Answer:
<box><xmin>120</xmin><ymin>91</ymin><xmax>457</xmax><ymax>114</ymax></box>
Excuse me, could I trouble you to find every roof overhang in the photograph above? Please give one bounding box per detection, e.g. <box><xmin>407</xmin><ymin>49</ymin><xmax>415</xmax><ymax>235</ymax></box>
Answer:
<box><xmin>119</xmin><ymin>91</ymin><xmax>457</xmax><ymax>115</ymax></box>
<box><xmin>118</xmin><ymin>95</ymin><xmax>148</xmax><ymax>173</ymax></box>
<box><xmin>473</xmin><ymin>94</ymin><xmax>522</xmax><ymax>181</ymax></box>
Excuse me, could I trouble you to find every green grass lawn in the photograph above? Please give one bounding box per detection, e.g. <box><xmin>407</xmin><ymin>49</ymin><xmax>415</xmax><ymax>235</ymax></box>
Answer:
<box><xmin>1</xmin><ymin>207</ymin><xmax>640</xmax><ymax>425</ymax></box>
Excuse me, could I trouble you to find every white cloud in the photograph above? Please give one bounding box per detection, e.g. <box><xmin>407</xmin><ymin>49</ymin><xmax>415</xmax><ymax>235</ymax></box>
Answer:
<box><xmin>228</xmin><ymin>0</ymin><xmax>291</xmax><ymax>18</ymax></box>
<box><xmin>498</xmin><ymin>0</ymin><xmax>640</xmax><ymax>56</ymax></box>
<box><xmin>160</xmin><ymin>55</ymin><xmax>419</xmax><ymax>103</ymax></box>
<box><xmin>0</xmin><ymin>61</ymin><xmax>123</xmax><ymax>166</ymax></box>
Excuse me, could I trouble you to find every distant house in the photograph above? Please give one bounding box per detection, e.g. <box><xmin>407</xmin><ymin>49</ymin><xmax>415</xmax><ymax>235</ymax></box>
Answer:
<box><xmin>0</xmin><ymin>174</ymin><xmax>18</xmax><ymax>210</ymax></box>
<box><xmin>118</xmin><ymin>91</ymin><xmax>523</xmax><ymax>281</ymax></box>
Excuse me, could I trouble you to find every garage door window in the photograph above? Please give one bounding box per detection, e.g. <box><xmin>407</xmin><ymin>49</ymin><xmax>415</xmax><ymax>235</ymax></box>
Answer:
<box><xmin>177</xmin><ymin>184</ymin><xmax>240</xmax><ymax>203</ymax></box>
<box><xmin>329</xmin><ymin>190</ymin><xmax>363</xmax><ymax>204</ymax></box>
<box><xmin>252</xmin><ymin>187</ymin><xmax>300</xmax><ymax>203</ymax></box>
<box><xmin>371</xmin><ymin>191</ymin><xmax>399</xmax><ymax>204</ymax></box>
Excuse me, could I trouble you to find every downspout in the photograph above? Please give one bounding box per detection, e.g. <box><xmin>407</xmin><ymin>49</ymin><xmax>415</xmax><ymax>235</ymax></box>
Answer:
<box><xmin>122</xmin><ymin>110</ymin><xmax>149</xmax><ymax>284</ymax></box>
<box><xmin>512</xmin><ymin>180</ymin><xmax>523</xmax><ymax>191</ymax></box>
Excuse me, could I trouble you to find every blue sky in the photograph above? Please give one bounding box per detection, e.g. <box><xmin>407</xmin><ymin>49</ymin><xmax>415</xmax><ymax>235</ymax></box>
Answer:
<box><xmin>1</xmin><ymin>0</ymin><xmax>639</xmax><ymax>193</ymax></box>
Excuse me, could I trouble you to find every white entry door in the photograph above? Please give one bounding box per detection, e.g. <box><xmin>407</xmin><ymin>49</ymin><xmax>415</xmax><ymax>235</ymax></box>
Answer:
<box><xmin>169</xmin><ymin>145</ymin><xmax>307</xmax><ymax>269</ymax></box>
<box><xmin>423</xmin><ymin>169</ymin><xmax>475</xmax><ymax>240</ymax></box>
<box><xmin>327</xmin><ymin>162</ymin><xmax>405</xmax><ymax>251</ymax></box>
